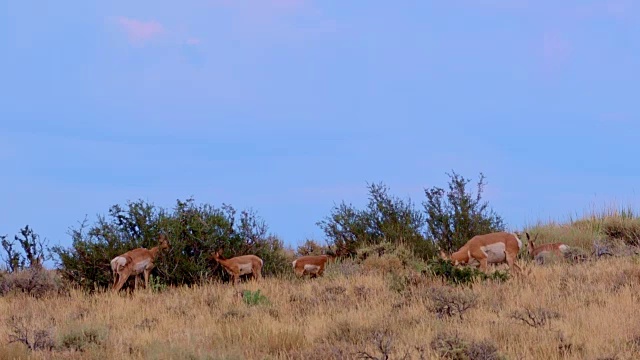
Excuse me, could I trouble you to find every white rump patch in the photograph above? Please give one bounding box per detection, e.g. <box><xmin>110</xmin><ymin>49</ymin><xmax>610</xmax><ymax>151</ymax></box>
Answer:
<box><xmin>112</xmin><ymin>256</ymin><xmax>128</xmax><ymax>271</ymax></box>
<box><xmin>238</xmin><ymin>263</ymin><xmax>253</xmax><ymax>275</ymax></box>
<box><xmin>482</xmin><ymin>243</ymin><xmax>506</xmax><ymax>263</ymax></box>
<box><xmin>559</xmin><ymin>244</ymin><xmax>570</xmax><ymax>253</ymax></box>
<box><xmin>512</xmin><ymin>233</ymin><xmax>523</xmax><ymax>250</ymax></box>
<box><xmin>292</xmin><ymin>260</ymin><xmax>297</xmax><ymax>268</ymax></box>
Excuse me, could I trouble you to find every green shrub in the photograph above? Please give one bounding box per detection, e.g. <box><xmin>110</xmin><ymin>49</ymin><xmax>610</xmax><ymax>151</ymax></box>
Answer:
<box><xmin>317</xmin><ymin>172</ymin><xmax>505</xmax><ymax>261</ymax></box>
<box><xmin>426</xmin><ymin>258</ymin><xmax>509</xmax><ymax>286</ymax></box>
<box><xmin>60</xmin><ymin>325</ymin><xmax>107</xmax><ymax>351</ymax></box>
<box><xmin>242</xmin><ymin>289</ymin><xmax>270</xmax><ymax>306</ymax></box>
<box><xmin>148</xmin><ymin>274</ymin><xmax>167</xmax><ymax>293</ymax></box>
<box><xmin>317</xmin><ymin>183</ymin><xmax>432</xmax><ymax>258</ymax></box>
<box><xmin>423</xmin><ymin>172</ymin><xmax>506</xmax><ymax>254</ymax></box>
<box><xmin>52</xmin><ymin>198</ymin><xmax>290</xmax><ymax>291</ymax></box>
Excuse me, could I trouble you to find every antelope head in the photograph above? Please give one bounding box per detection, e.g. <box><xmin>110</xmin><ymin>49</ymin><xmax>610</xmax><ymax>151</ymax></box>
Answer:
<box><xmin>158</xmin><ymin>234</ymin><xmax>171</xmax><ymax>251</ymax></box>
<box><xmin>525</xmin><ymin>232</ymin><xmax>539</xmax><ymax>257</ymax></box>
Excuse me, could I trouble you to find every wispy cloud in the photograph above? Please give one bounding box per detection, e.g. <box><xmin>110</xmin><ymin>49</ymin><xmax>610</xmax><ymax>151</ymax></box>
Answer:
<box><xmin>213</xmin><ymin>0</ymin><xmax>307</xmax><ymax>11</ymax></box>
<box><xmin>541</xmin><ymin>31</ymin><xmax>570</xmax><ymax>71</ymax></box>
<box><xmin>209</xmin><ymin>0</ymin><xmax>336</xmax><ymax>40</ymax></box>
<box><xmin>574</xmin><ymin>0</ymin><xmax>635</xmax><ymax>20</ymax></box>
<box><xmin>116</xmin><ymin>17</ymin><xmax>164</xmax><ymax>45</ymax></box>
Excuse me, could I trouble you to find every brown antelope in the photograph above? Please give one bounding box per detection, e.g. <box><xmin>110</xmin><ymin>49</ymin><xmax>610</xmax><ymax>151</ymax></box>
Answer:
<box><xmin>526</xmin><ymin>232</ymin><xmax>569</xmax><ymax>260</ymax></box>
<box><xmin>111</xmin><ymin>234</ymin><xmax>170</xmax><ymax>292</ymax></box>
<box><xmin>292</xmin><ymin>252</ymin><xmax>336</xmax><ymax>278</ymax></box>
<box><xmin>211</xmin><ymin>249</ymin><xmax>263</xmax><ymax>285</ymax></box>
<box><xmin>439</xmin><ymin>231</ymin><xmax>522</xmax><ymax>273</ymax></box>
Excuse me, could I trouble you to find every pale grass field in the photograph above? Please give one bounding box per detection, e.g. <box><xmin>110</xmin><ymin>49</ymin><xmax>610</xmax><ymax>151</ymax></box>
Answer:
<box><xmin>2</xmin><ymin>255</ymin><xmax>640</xmax><ymax>359</ymax></box>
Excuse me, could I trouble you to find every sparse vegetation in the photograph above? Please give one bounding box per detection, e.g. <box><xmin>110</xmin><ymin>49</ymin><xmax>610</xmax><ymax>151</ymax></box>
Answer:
<box><xmin>427</xmin><ymin>286</ymin><xmax>478</xmax><ymax>320</ymax></box>
<box><xmin>3</xmin><ymin>175</ymin><xmax>640</xmax><ymax>359</ymax></box>
<box><xmin>0</xmin><ymin>251</ymin><xmax>638</xmax><ymax>359</ymax></box>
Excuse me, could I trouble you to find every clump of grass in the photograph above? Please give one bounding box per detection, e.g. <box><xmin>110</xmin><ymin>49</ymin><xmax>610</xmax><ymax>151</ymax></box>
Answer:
<box><xmin>527</xmin><ymin>204</ymin><xmax>640</xmax><ymax>251</ymax></box>
<box><xmin>0</xmin><ymin>267</ymin><xmax>65</xmax><ymax>298</ymax></box>
<box><xmin>242</xmin><ymin>289</ymin><xmax>270</xmax><ymax>306</ymax></box>
<box><xmin>59</xmin><ymin>324</ymin><xmax>107</xmax><ymax>351</ymax></box>
<box><xmin>430</xmin><ymin>331</ymin><xmax>503</xmax><ymax>360</ymax></box>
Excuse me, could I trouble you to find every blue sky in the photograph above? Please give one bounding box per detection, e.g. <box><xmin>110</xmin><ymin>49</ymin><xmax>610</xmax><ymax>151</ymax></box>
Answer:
<box><xmin>1</xmin><ymin>0</ymin><xmax>639</xmax><ymax>253</ymax></box>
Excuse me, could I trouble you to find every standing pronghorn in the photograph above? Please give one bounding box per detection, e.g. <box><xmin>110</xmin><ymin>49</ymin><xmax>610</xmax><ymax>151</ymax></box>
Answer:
<box><xmin>111</xmin><ymin>234</ymin><xmax>171</xmax><ymax>292</ymax></box>
<box><xmin>292</xmin><ymin>252</ymin><xmax>336</xmax><ymax>278</ymax></box>
<box><xmin>210</xmin><ymin>249</ymin><xmax>263</xmax><ymax>285</ymax></box>
<box><xmin>526</xmin><ymin>232</ymin><xmax>569</xmax><ymax>261</ymax></box>
<box><xmin>439</xmin><ymin>231</ymin><xmax>523</xmax><ymax>273</ymax></box>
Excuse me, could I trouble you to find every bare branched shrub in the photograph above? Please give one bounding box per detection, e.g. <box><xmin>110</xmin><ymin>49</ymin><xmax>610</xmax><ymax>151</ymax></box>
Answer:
<box><xmin>326</xmin><ymin>320</ymin><xmax>377</xmax><ymax>345</ymax></box>
<box><xmin>6</xmin><ymin>315</ymin><xmax>54</xmax><ymax>351</ymax></box>
<box><xmin>609</xmin><ymin>268</ymin><xmax>640</xmax><ymax>292</ymax></box>
<box><xmin>221</xmin><ymin>309</ymin><xmax>246</xmax><ymax>320</ymax></box>
<box><xmin>563</xmin><ymin>247</ymin><xmax>589</xmax><ymax>264</ymax></box>
<box><xmin>135</xmin><ymin>318</ymin><xmax>158</xmax><ymax>330</ymax></box>
<box><xmin>593</xmin><ymin>240</ymin><xmax>614</xmax><ymax>258</ymax></box>
<box><xmin>556</xmin><ymin>331</ymin><xmax>584</xmax><ymax>357</ymax></box>
<box><xmin>297</xmin><ymin>239</ymin><xmax>328</xmax><ymax>256</ymax></box>
<box><xmin>354</xmin><ymin>285</ymin><xmax>372</xmax><ymax>301</ymax></box>
<box><xmin>510</xmin><ymin>307</ymin><xmax>560</xmax><ymax>328</ymax></box>
<box><xmin>427</xmin><ymin>286</ymin><xmax>478</xmax><ymax>320</ymax></box>
<box><xmin>430</xmin><ymin>331</ymin><xmax>503</xmax><ymax>360</ymax></box>
<box><xmin>430</xmin><ymin>331</ymin><xmax>468</xmax><ymax>360</ymax></box>
<box><xmin>311</xmin><ymin>285</ymin><xmax>349</xmax><ymax>306</ymax></box>
<box><xmin>627</xmin><ymin>334</ymin><xmax>640</xmax><ymax>352</ymax></box>
<box><xmin>0</xmin><ymin>267</ymin><xmax>64</xmax><ymax>298</ymax></box>
<box><xmin>290</xmin><ymin>343</ymin><xmax>354</xmax><ymax>360</ymax></box>
<box><xmin>466</xmin><ymin>340</ymin><xmax>502</xmax><ymax>360</ymax></box>
<box><xmin>356</xmin><ymin>330</ymin><xmax>396</xmax><ymax>360</ymax></box>
<box><xmin>1</xmin><ymin>225</ymin><xmax>50</xmax><ymax>272</ymax></box>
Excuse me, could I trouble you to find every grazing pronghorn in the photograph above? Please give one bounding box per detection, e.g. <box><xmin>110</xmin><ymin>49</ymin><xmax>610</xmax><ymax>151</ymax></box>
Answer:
<box><xmin>210</xmin><ymin>249</ymin><xmax>263</xmax><ymax>285</ymax></box>
<box><xmin>526</xmin><ymin>232</ymin><xmax>569</xmax><ymax>260</ymax></box>
<box><xmin>439</xmin><ymin>231</ymin><xmax>523</xmax><ymax>273</ymax></box>
<box><xmin>111</xmin><ymin>234</ymin><xmax>170</xmax><ymax>292</ymax></box>
<box><xmin>292</xmin><ymin>252</ymin><xmax>336</xmax><ymax>278</ymax></box>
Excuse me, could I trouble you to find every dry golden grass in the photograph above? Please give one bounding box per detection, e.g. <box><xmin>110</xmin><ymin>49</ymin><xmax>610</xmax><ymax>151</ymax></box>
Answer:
<box><xmin>2</xmin><ymin>255</ymin><xmax>640</xmax><ymax>360</ymax></box>
<box><xmin>525</xmin><ymin>205</ymin><xmax>640</xmax><ymax>252</ymax></box>
<box><xmin>4</xmin><ymin>209</ymin><xmax>640</xmax><ymax>359</ymax></box>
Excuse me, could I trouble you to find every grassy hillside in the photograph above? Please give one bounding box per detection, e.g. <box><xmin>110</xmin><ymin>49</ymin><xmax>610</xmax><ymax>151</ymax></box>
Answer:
<box><xmin>2</xmin><ymin>210</ymin><xmax>640</xmax><ymax>359</ymax></box>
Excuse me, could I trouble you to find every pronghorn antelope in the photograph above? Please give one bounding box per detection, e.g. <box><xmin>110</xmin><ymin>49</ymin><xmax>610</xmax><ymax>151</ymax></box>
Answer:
<box><xmin>439</xmin><ymin>231</ymin><xmax>523</xmax><ymax>273</ymax></box>
<box><xmin>526</xmin><ymin>232</ymin><xmax>569</xmax><ymax>261</ymax></box>
<box><xmin>292</xmin><ymin>252</ymin><xmax>336</xmax><ymax>278</ymax></box>
<box><xmin>111</xmin><ymin>234</ymin><xmax>170</xmax><ymax>292</ymax></box>
<box><xmin>211</xmin><ymin>249</ymin><xmax>263</xmax><ymax>285</ymax></box>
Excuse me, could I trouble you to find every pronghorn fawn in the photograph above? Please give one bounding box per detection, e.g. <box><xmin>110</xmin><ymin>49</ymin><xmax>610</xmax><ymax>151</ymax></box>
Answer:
<box><xmin>111</xmin><ymin>234</ymin><xmax>170</xmax><ymax>292</ymax></box>
<box><xmin>211</xmin><ymin>249</ymin><xmax>263</xmax><ymax>285</ymax></box>
<box><xmin>526</xmin><ymin>232</ymin><xmax>569</xmax><ymax>263</ymax></box>
<box><xmin>439</xmin><ymin>231</ymin><xmax>523</xmax><ymax>273</ymax></box>
<box><xmin>292</xmin><ymin>252</ymin><xmax>336</xmax><ymax>278</ymax></box>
